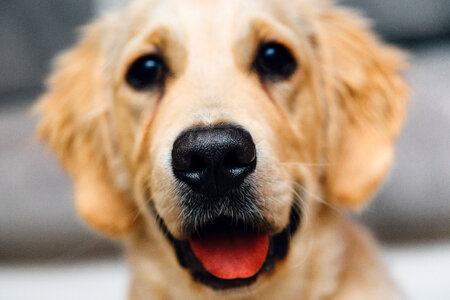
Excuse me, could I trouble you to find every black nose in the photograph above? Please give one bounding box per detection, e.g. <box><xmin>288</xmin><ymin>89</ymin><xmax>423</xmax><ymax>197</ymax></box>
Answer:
<box><xmin>171</xmin><ymin>125</ymin><xmax>257</xmax><ymax>195</ymax></box>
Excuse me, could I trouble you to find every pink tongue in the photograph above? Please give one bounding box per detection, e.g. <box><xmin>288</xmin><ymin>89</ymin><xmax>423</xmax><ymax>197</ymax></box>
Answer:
<box><xmin>189</xmin><ymin>231</ymin><xmax>269</xmax><ymax>280</ymax></box>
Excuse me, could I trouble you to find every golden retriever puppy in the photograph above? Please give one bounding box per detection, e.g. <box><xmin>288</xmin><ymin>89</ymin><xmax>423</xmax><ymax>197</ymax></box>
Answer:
<box><xmin>36</xmin><ymin>0</ymin><xmax>408</xmax><ymax>298</ymax></box>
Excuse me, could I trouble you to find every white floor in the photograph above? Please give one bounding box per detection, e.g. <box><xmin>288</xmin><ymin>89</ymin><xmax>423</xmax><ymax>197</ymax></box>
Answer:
<box><xmin>1</xmin><ymin>242</ymin><xmax>449</xmax><ymax>300</ymax></box>
<box><xmin>0</xmin><ymin>258</ymin><xmax>128</xmax><ymax>300</ymax></box>
<box><xmin>384</xmin><ymin>241</ymin><xmax>450</xmax><ymax>300</ymax></box>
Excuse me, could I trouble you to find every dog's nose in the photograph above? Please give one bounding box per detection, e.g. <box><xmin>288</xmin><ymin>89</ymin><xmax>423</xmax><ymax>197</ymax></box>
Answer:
<box><xmin>172</xmin><ymin>125</ymin><xmax>256</xmax><ymax>195</ymax></box>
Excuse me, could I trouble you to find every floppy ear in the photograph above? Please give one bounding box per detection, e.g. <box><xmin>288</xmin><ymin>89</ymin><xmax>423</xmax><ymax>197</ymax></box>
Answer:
<box><xmin>35</xmin><ymin>20</ymin><xmax>137</xmax><ymax>236</ymax></box>
<box><xmin>316</xmin><ymin>6</ymin><xmax>408</xmax><ymax>208</ymax></box>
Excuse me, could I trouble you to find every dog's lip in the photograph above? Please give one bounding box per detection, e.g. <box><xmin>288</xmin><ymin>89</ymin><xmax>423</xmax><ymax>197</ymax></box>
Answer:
<box><xmin>152</xmin><ymin>203</ymin><xmax>301</xmax><ymax>290</ymax></box>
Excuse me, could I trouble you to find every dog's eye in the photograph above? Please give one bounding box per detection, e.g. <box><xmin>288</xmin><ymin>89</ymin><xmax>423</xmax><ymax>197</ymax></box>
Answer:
<box><xmin>125</xmin><ymin>55</ymin><xmax>166</xmax><ymax>90</ymax></box>
<box><xmin>254</xmin><ymin>42</ymin><xmax>296</xmax><ymax>80</ymax></box>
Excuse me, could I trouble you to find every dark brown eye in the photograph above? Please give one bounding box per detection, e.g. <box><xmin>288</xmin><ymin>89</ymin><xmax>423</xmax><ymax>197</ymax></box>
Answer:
<box><xmin>125</xmin><ymin>54</ymin><xmax>166</xmax><ymax>90</ymax></box>
<box><xmin>254</xmin><ymin>42</ymin><xmax>296</xmax><ymax>80</ymax></box>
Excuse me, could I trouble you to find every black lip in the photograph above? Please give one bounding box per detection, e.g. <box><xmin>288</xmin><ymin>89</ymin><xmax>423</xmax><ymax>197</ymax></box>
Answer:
<box><xmin>153</xmin><ymin>202</ymin><xmax>301</xmax><ymax>290</ymax></box>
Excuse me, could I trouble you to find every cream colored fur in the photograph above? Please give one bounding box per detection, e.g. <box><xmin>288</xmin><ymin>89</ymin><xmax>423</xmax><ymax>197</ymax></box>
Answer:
<box><xmin>35</xmin><ymin>0</ymin><xmax>408</xmax><ymax>299</ymax></box>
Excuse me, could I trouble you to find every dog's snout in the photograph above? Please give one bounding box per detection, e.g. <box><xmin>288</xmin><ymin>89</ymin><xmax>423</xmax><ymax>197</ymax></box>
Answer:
<box><xmin>172</xmin><ymin>125</ymin><xmax>256</xmax><ymax>195</ymax></box>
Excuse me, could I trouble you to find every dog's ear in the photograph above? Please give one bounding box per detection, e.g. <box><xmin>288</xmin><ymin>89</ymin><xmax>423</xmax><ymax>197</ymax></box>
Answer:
<box><xmin>316</xmin><ymin>6</ymin><xmax>408</xmax><ymax>208</ymax></box>
<box><xmin>35</xmin><ymin>20</ymin><xmax>137</xmax><ymax>236</ymax></box>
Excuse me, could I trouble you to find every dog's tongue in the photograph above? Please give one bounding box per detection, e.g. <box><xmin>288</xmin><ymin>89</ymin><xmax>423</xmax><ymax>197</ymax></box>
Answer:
<box><xmin>189</xmin><ymin>231</ymin><xmax>269</xmax><ymax>280</ymax></box>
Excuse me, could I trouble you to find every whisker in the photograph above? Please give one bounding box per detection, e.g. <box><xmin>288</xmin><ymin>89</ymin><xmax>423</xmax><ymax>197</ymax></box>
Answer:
<box><xmin>279</xmin><ymin>162</ymin><xmax>330</xmax><ymax>167</ymax></box>
<box><xmin>291</xmin><ymin>181</ymin><xmax>342</xmax><ymax>215</ymax></box>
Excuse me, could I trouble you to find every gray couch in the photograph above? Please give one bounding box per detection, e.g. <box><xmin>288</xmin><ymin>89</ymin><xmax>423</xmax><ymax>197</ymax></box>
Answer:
<box><xmin>343</xmin><ymin>0</ymin><xmax>450</xmax><ymax>41</ymax></box>
<box><xmin>0</xmin><ymin>0</ymin><xmax>92</xmax><ymax>96</ymax></box>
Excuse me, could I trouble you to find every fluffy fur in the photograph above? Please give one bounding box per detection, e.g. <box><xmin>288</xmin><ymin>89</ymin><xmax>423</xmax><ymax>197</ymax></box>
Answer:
<box><xmin>36</xmin><ymin>0</ymin><xmax>408</xmax><ymax>299</ymax></box>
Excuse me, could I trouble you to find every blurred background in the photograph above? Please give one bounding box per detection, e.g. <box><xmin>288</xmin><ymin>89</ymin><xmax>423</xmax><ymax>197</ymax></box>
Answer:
<box><xmin>0</xmin><ymin>0</ymin><xmax>449</xmax><ymax>299</ymax></box>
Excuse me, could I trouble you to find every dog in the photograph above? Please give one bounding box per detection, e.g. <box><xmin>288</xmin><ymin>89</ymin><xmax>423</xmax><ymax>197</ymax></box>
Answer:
<box><xmin>35</xmin><ymin>0</ymin><xmax>408</xmax><ymax>298</ymax></box>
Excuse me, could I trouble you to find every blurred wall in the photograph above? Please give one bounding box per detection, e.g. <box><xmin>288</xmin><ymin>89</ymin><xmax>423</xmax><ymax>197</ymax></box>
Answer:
<box><xmin>341</xmin><ymin>0</ymin><xmax>450</xmax><ymax>41</ymax></box>
<box><xmin>0</xmin><ymin>0</ymin><xmax>93</xmax><ymax>99</ymax></box>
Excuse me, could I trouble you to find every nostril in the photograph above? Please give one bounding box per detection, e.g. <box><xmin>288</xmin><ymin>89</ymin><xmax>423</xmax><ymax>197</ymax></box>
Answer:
<box><xmin>189</xmin><ymin>154</ymin><xmax>207</xmax><ymax>173</ymax></box>
<box><xmin>172</xmin><ymin>153</ymin><xmax>191</xmax><ymax>171</ymax></box>
<box><xmin>223</xmin><ymin>150</ymin><xmax>255</xmax><ymax>170</ymax></box>
<box><xmin>173</xmin><ymin>153</ymin><xmax>207</xmax><ymax>173</ymax></box>
<box><xmin>237</xmin><ymin>145</ymin><xmax>256</xmax><ymax>166</ymax></box>
<box><xmin>223</xmin><ymin>151</ymin><xmax>240</xmax><ymax>169</ymax></box>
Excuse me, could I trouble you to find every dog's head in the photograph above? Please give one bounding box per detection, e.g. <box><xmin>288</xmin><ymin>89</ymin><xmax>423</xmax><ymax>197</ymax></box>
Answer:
<box><xmin>36</xmin><ymin>0</ymin><xmax>407</xmax><ymax>293</ymax></box>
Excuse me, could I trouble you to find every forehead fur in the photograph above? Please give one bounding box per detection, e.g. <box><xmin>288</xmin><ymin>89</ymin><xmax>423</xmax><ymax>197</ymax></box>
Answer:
<box><xmin>104</xmin><ymin>0</ymin><xmax>316</xmax><ymax>56</ymax></box>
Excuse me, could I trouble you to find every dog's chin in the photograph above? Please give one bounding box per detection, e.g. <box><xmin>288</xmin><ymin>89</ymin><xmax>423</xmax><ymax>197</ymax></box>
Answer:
<box><xmin>153</xmin><ymin>203</ymin><xmax>301</xmax><ymax>291</ymax></box>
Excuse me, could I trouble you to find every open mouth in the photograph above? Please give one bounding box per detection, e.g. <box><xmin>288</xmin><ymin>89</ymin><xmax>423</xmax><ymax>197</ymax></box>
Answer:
<box><xmin>154</xmin><ymin>204</ymin><xmax>301</xmax><ymax>290</ymax></box>
<box><xmin>189</xmin><ymin>218</ymin><xmax>270</xmax><ymax>280</ymax></box>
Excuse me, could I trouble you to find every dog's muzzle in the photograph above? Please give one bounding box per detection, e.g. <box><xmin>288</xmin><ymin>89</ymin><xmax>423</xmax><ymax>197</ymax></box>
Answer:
<box><xmin>151</xmin><ymin>124</ymin><xmax>301</xmax><ymax>290</ymax></box>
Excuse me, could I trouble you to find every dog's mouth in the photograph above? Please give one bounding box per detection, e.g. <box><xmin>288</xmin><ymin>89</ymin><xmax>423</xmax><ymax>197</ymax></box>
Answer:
<box><xmin>189</xmin><ymin>219</ymin><xmax>270</xmax><ymax>280</ymax></box>
<box><xmin>155</xmin><ymin>204</ymin><xmax>300</xmax><ymax>290</ymax></box>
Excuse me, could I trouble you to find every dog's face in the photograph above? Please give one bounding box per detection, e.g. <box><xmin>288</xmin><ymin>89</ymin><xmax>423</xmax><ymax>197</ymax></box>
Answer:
<box><xmin>36</xmin><ymin>0</ymin><xmax>407</xmax><ymax>294</ymax></box>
